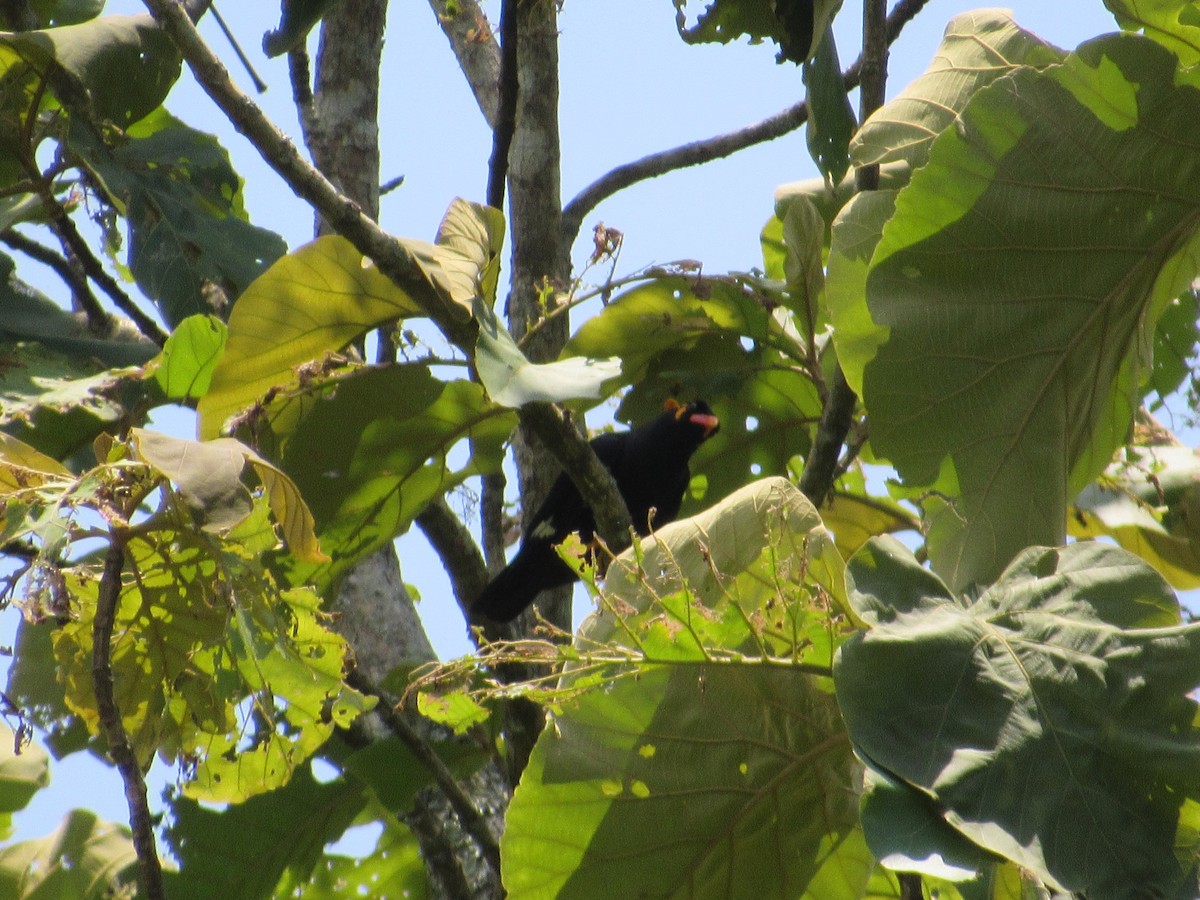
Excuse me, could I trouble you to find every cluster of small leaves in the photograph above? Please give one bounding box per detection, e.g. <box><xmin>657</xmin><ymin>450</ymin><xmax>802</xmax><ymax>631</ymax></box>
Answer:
<box><xmin>2</xmin><ymin>429</ymin><xmax>371</xmax><ymax>805</ymax></box>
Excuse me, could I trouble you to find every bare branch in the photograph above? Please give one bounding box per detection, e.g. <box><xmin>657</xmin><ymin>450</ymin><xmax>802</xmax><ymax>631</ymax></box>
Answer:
<box><xmin>93</xmin><ymin>538</ymin><xmax>165</xmax><ymax>900</ymax></box>
<box><xmin>560</xmin><ymin>0</ymin><xmax>935</xmax><ymax>251</ymax></box>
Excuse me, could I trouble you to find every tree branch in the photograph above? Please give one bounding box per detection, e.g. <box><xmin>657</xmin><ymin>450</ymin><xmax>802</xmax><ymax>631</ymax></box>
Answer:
<box><xmin>415</xmin><ymin>497</ymin><xmax>490</xmax><ymax>623</ymax></box>
<box><xmin>93</xmin><ymin>538</ymin><xmax>165</xmax><ymax>900</ymax></box>
<box><xmin>559</xmin><ymin>0</ymin><xmax>934</xmax><ymax>251</ymax></box>
<box><xmin>140</xmin><ymin>0</ymin><xmax>475</xmax><ymax>348</ymax></box>
<box><xmin>142</xmin><ymin>0</ymin><xmax>635</xmax><ymax>600</ymax></box>
<box><xmin>346</xmin><ymin>670</ymin><xmax>502</xmax><ymax>875</ymax></box>
<box><xmin>426</xmin><ymin>0</ymin><xmax>501</xmax><ymax>127</ymax></box>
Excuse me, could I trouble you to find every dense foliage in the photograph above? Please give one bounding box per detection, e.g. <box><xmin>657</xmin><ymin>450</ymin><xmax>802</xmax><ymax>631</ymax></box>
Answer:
<box><xmin>1</xmin><ymin>1</ymin><xmax>1199</xmax><ymax>898</ymax></box>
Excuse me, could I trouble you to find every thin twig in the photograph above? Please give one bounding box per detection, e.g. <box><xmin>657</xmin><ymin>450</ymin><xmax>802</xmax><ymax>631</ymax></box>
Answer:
<box><xmin>346</xmin><ymin>670</ymin><xmax>502</xmax><ymax>875</ymax></box>
<box><xmin>559</xmin><ymin>0</ymin><xmax>933</xmax><ymax>251</ymax></box>
<box><xmin>209</xmin><ymin>3</ymin><xmax>266</xmax><ymax>93</ymax></box>
<box><xmin>93</xmin><ymin>538</ymin><xmax>165</xmax><ymax>899</ymax></box>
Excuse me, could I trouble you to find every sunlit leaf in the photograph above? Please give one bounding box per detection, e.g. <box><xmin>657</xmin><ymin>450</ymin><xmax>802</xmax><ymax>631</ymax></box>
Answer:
<box><xmin>833</xmin><ymin>35</ymin><xmax>1200</xmax><ymax>591</ymax></box>
<box><xmin>1105</xmin><ymin>0</ymin><xmax>1200</xmax><ymax>65</ymax></box>
<box><xmin>154</xmin><ymin>314</ymin><xmax>227</xmax><ymax>402</ymax></box>
<box><xmin>0</xmin><ymin>430</ymin><xmax>72</xmax><ymax>492</ymax></box>
<box><xmin>851</xmin><ymin>10</ymin><xmax>1064</xmax><ymax>169</ymax></box>
<box><xmin>504</xmin><ymin>663</ymin><xmax>864</xmax><ymax>899</ymax></box>
<box><xmin>196</xmin><ymin>235</ymin><xmax>425</xmax><ymax>439</ymax></box>
<box><xmin>0</xmin><ymin>809</ymin><xmax>137</xmax><ymax>899</ymax></box>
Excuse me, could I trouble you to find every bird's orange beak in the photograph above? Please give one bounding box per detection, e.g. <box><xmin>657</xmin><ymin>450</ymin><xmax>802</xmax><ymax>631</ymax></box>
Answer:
<box><xmin>690</xmin><ymin>411</ymin><xmax>720</xmax><ymax>438</ymax></box>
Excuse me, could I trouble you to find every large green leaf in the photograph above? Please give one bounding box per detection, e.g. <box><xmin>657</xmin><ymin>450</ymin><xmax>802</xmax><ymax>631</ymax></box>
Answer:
<box><xmin>0</xmin><ymin>14</ymin><xmax>179</xmax><ymax>130</ymax></box>
<box><xmin>1071</xmin><ymin>444</ymin><xmax>1200</xmax><ymax>589</ymax></box>
<box><xmin>835</xmin><ymin>537</ymin><xmax>1200</xmax><ymax>897</ymax></box>
<box><xmin>851</xmin><ymin>10</ymin><xmax>1064</xmax><ymax>170</ymax></box>
<box><xmin>274</xmin><ymin>364</ymin><xmax>515</xmax><ymax>588</ymax></box>
<box><xmin>1106</xmin><ymin>0</ymin><xmax>1200</xmax><ymax>65</ymax></box>
<box><xmin>198</xmin><ymin>199</ymin><xmax>500</xmax><ymax>439</ymax></box>
<box><xmin>0</xmin><ymin>810</ymin><xmax>137</xmax><ymax>899</ymax></box>
<box><xmin>504</xmin><ymin>664</ymin><xmax>865</xmax><ymax>900</ymax></box>
<box><xmin>585</xmin><ymin>476</ymin><xmax>849</xmax><ymax>653</ymax></box>
<box><xmin>833</xmin><ymin>34</ymin><xmax>1200</xmax><ymax>591</ymax></box>
<box><xmin>0</xmin><ymin>342</ymin><xmax>142</xmax><ymax>460</ymax></box>
<box><xmin>196</xmin><ymin>235</ymin><xmax>424</xmax><ymax>439</ymax></box>
<box><xmin>72</xmin><ymin>115</ymin><xmax>287</xmax><ymax>330</ymax></box>
<box><xmin>0</xmin><ymin>726</ymin><xmax>48</xmax><ymax>842</ymax></box>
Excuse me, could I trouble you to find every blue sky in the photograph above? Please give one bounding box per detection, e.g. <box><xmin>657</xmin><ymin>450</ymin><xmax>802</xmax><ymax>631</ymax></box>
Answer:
<box><xmin>4</xmin><ymin>0</ymin><xmax>1132</xmax><ymax>857</ymax></box>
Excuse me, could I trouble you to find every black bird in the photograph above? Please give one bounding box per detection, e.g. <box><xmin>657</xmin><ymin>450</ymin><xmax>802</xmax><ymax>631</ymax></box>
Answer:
<box><xmin>472</xmin><ymin>399</ymin><xmax>720</xmax><ymax>622</ymax></box>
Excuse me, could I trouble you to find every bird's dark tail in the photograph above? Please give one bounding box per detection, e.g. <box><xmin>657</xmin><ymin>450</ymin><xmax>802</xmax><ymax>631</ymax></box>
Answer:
<box><xmin>471</xmin><ymin>543</ymin><xmax>576</xmax><ymax>622</ymax></box>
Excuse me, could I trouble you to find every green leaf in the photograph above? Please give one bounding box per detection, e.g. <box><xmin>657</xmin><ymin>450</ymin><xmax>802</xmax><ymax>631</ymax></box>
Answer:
<box><xmin>0</xmin><ymin>429</ymin><xmax>72</xmax><ymax>491</ymax></box>
<box><xmin>503</xmin><ymin>663</ymin><xmax>864</xmax><ymax>900</ymax></box>
<box><xmin>274</xmin><ymin>364</ymin><xmax>514</xmax><ymax>588</ymax></box>
<box><xmin>835</xmin><ymin>35</ymin><xmax>1200</xmax><ymax>591</ymax></box>
<box><xmin>71</xmin><ymin>116</ymin><xmax>287</xmax><ymax>329</ymax></box>
<box><xmin>1105</xmin><ymin>0</ymin><xmax>1200</xmax><ymax>66</ymax></box>
<box><xmin>1071</xmin><ymin>444</ymin><xmax>1200</xmax><ymax>589</ymax></box>
<box><xmin>0</xmin><ymin>809</ymin><xmax>137</xmax><ymax>899</ymax></box>
<box><xmin>673</xmin><ymin>0</ymin><xmax>844</xmax><ymax>64</ymax></box>
<box><xmin>0</xmin><ymin>343</ymin><xmax>143</xmax><ymax>460</ymax></box>
<box><xmin>153</xmin><ymin>314</ymin><xmax>228</xmax><ymax>402</ymax></box>
<box><xmin>803</xmin><ymin>26</ymin><xmax>855</xmax><ymax>185</ymax></box>
<box><xmin>0</xmin><ymin>726</ymin><xmax>49</xmax><ymax>842</ymax></box>
<box><xmin>196</xmin><ymin>235</ymin><xmax>425</xmax><ymax>439</ymax></box>
<box><xmin>851</xmin><ymin>10</ymin><xmax>1064</xmax><ymax>170</ymax></box>
<box><xmin>0</xmin><ymin>255</ymin><xmax>157</xmax><ymax>367</ymax></box>
<box><xmin>0</xmin><ymin>14</ymin><xmax>179</xmax><ymax>129</ymax></box>
<box><xmin>835</xmin><ymin>537</ymin><xmax>1200</xmax><ymax>897</ymax></box>
<box><xmin>587</xmin><ymin>476</ymin><xmax>850</xmax><ymax>656</ymax></box>
<box><xmin>475</xmin><ymin>297</ymin><xmax>622</xmax><ymax>407</ymax></box>
<box><xmin>162</xmin><ymin>761</ymin><xmax>369</xmax><ymax>899</ymax></box>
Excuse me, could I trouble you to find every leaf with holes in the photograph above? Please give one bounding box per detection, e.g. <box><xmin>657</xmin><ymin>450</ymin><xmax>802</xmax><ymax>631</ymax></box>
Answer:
<box><xmin>503</xmin><ymin>664</ymin><xmax>864</xmax><ymax>899</ymax></box>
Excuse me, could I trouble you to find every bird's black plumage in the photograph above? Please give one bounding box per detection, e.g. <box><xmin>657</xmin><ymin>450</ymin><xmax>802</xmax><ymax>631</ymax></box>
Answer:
<box><xmin>472</xmin><ymin>400</ymin><xmax>720</xmax><ymax>622</ymax></box>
